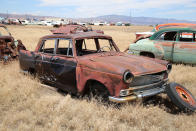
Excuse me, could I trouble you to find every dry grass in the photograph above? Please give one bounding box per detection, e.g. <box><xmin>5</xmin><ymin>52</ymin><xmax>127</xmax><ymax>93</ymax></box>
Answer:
<box><xmin>0</xmin><ymin>25</ymin><xmax>195</xmax><ymax>131</ymax></box>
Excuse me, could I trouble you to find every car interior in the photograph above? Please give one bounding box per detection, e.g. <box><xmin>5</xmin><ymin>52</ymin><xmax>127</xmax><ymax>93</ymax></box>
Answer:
<box><xmin>179</xmin><ymin>32</ymin><xmax>196</xmax><ymax>42</ymax></box>
<box><xmin>76</xmin><ymin>38</ymin><xmax>114</xmax><ymax>56</ymax></box>
<box><xmin>157</xmin><ymin>31</ymin><xmax>196</xmax><ymax>42</ymax></box>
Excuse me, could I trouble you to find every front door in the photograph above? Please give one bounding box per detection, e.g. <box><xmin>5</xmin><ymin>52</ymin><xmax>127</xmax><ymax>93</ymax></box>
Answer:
<box><xmin>153</xmin><ymin>31</ymin><xmax>177</xmax><ymax>61</ymax></box>
<box><xmin>51</xmin><ymin>39</ymin><xmax>77</xmax><ymax>94</ymax></box>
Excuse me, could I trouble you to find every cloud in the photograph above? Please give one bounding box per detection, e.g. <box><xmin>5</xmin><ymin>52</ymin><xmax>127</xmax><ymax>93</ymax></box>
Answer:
<box><xmin>38</xmin><ymin>0</ymin><xmax>196</xmax><ymax>17</ymax></box>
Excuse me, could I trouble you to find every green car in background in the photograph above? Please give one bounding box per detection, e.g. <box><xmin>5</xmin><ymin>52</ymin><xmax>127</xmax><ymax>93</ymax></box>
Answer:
<box><xmin>128</xmin><ymin>27</ymin><xmax>196</xmax><ymax>64</ymax></box>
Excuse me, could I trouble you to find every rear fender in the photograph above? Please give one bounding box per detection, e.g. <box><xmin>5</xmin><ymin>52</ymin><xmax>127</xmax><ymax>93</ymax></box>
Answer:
<box><xmin>19</xmin><ymin>50</ymin><xmax>35</xmax><ymax>71</ymax></box>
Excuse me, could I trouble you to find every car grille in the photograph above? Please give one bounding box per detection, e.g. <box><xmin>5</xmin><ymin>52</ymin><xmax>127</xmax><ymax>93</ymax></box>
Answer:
<box><xmin>129</xmin><ymin>71</ymin><xmax>167</xmax><ymax>87</ymax></box>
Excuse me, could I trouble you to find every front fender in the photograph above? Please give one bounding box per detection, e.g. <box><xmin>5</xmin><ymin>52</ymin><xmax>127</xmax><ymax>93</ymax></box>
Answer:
<box><xmin>76</xmin><ymin>66</ymin><xmax>128</xmax><ymax>97</ymax></box>
<box><xmin>129</xmin><ymin>40</ymin><xmax>164</xmax><ymax>59</ymax></box>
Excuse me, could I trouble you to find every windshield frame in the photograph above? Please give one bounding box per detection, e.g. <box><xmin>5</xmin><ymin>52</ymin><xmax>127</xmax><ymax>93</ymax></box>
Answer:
<box><xmin>75</xmin><ymin>38</ymin><xmax>120</xmax><ymax>56</ymax></box>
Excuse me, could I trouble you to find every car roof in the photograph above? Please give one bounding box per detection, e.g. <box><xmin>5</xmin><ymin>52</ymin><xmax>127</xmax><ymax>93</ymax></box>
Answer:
<box><xmin>159</xmin><ymin>26</ymin><xmax>196</xmax><ymax>31</ymax></box>
<box><xmin>41</xmin><ymin>32</ymin><xmax>112</xmax><ymax>40</ymax></box>
<box><xmin>155</xmin><ymin>23</ymin><xmax>196</xmax><ymax>31</ymax></box>
<box><xmin>150</xmin><ymin>26</ymin><xmax>196</xmax><ymax>40</ymax></box>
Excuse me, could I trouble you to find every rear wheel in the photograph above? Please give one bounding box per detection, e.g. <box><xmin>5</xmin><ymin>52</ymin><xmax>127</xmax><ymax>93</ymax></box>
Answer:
<box><xmin>166</xmin><ymin>82</ymin><xmax>196</xmax><ymax>112</ymax></box>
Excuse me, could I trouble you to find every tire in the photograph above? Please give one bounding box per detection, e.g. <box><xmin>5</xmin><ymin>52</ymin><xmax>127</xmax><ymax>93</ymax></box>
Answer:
<box><xmin>88</xmin><ymin>82</ymin><xmax>110</xmax><ymax>102</ymax></box>
<box><xmin>166</xmin><ymin>82</ymin><xmax>196</xmax><ymax>112</ymax></box>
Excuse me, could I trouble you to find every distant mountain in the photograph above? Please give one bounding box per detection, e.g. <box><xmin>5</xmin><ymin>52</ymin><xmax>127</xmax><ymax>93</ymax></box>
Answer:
<box><xmin>76</xmin><ymin>15</ymin><xmax>196</xmax><ymax>25</ymax></box>
<box><xmin>0</xmin><ymin>13</ymin><xmax>196</xmax><ymax>25</ymax></box>
<box><xmin>0</xmin><ymin>13</ymin><xmax>56</xmax><ymax>20</ymax></box>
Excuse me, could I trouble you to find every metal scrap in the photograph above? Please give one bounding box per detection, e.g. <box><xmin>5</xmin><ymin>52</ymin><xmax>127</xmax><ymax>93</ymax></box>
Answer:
<box><xmin>50</xmin><ymin>24</ymin><xmax>104</xmax><ymax>34</ymax></box>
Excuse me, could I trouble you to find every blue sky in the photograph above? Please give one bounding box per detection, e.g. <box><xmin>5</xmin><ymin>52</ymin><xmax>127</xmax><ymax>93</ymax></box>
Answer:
<box><xmin>1</xmin><ymin>0</ymin><xmax>196</xmax><ymax>21</ymax></box>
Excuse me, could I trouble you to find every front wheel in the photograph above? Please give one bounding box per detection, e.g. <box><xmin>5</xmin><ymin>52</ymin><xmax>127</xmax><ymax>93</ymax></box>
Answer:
<box><xmin>166</xmin><ymin>82</ymin><xmax>196</xmax><ymax>112</ymax></box>
<box><xmin>88</xmin><ymin>82</ymin><xmax>110</xmax><ymax>102</ymax></box>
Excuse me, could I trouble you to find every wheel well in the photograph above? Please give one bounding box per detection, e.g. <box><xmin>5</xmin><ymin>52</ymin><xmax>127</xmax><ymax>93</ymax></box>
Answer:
<box><xmin>28</xmin><ymin>68</ymin><xmax>35</xmax><ymax>74</ymax></box>
<box><xmin>83</xmin><ymin>79</ymin><xmax>109</xmax><ymax>95</ymax></box>
<box><xmin>140</xmin><ymin>52</ymin><xmax>155</xmax><ymax>58</ymax></box>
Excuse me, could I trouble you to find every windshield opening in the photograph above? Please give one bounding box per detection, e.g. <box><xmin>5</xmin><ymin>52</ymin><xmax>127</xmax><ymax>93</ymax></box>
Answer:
<box><xmin>75</xmin><ymin>38</ymin><xmax>117</xmax><ymax>56</ymax></box>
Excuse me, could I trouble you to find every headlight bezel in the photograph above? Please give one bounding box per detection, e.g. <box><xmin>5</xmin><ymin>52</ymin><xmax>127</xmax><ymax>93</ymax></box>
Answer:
<box><xmin>123</xmin><ymin>70</ymin><xmax>134</xmax><ymax>84</ymax></box>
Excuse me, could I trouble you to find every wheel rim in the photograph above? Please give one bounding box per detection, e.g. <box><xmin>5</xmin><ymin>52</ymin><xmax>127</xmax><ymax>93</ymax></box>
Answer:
<box><xmin>175</xmin><ymin>86</ymin><xmax>196</xmax><ymax>106</ymax></box>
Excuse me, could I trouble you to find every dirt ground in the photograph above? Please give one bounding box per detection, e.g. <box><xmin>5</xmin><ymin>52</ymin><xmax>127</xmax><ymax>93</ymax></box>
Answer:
<box><xmin>0</xmin><ymin>25</ymin><xmax>195</xmax><ymax>131</ymax></box>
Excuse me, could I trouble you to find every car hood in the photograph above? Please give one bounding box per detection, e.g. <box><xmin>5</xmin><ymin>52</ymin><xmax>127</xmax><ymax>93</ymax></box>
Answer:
<box><xmin>78</xmin><ymin>52</ymin><xmax>167</xmax><ymax>76</ymax></box>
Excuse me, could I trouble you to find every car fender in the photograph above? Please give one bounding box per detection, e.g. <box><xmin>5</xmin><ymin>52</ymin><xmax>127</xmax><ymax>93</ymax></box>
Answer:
<box><xmin>76</xmin><ymin>66</ymin><xmax>127</xmax><ymax>97</ymax></box>
<box><xmin>130</xmin><ymin>40</ymin><xmax>164</xmax><ymax>59</ymax></box>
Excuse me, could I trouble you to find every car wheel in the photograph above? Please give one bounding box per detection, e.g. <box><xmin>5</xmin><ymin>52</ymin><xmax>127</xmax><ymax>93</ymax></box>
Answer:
<box><xmin>166</xmin><ymin>82</ymin><xmax>196</xmax><ymax>112</ymax></box>
<box><xmin>88</xmin><ymin>82</ymin><xmax>110</xmax><ymax>102</ymax></box>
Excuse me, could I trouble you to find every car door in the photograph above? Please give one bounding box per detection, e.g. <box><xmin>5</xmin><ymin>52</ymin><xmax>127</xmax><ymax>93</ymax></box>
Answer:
<box><xmin>154</xmin><ymin>31</ymin><xmax>177</xmax><ymax>61</ymax></box>
<box><xmin>37</xmin><ymin>39</ymin><xmax>56</xmax><ymax>84</ymax></box>
<box><xmin>173</xmin><ymin>31</ymin><xmax>196</xmax><ymax>64</ymax></box>
<box><xmin>50</xmin><ymin>38</ymin><xmax>77</xmax><ymax>94</ymax></box>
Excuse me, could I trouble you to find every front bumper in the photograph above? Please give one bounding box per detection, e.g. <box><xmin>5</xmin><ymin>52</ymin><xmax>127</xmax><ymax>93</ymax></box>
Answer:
<box><xmin>109</xmin><ymin>79</ymin><xmax>168</xmax><ymax>103</ymax></box>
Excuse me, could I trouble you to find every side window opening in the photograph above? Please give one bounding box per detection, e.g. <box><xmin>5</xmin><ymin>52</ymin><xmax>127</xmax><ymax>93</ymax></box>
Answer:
<box><xmin>76</xmin><ymin>38</ymin><xmax>116</xmax><ymax>56</ymax></box>
<box><xmin>179</xmin><ymin>32</ymin><xmax>195</xmax><ymax>42</ymax></box>
<box><xmin>56</xmin><ymin>39</ymin><xmax>73</xmax><ymax>56</ymax></box>
<box><xmin>39</xmin><ymin>39</ymin><xmax>56</xmax><ymax>54</ymax></box>
<box><xmin>157</xmin><ymin>31</ymin><xmax>177</xmax><ymax>41</ymax></box>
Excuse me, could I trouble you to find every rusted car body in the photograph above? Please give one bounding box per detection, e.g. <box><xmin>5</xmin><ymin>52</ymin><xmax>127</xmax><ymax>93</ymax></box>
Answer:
<box><xmin>51</xmin><ymin>24</ymin><xmax>104</xmax><ymax>34</ymax></box>
<box><xmin>0</xmin><ymin>24</ymin><xmax>25</xmax><ymax>63</ymax></box>
<box><xmin>128</xmin><ymin>26</ymin><xmax>196</xmax><ymax>64</ymax></box>
<box><xmin>19</xmin><ymin>31</ymin><xmax>175</xmax><ymax>103</ymax></box>
<box><xmin>136</xmin><ymin>23</ymin><xmax>196</xmax><ymax>39</ymax></box>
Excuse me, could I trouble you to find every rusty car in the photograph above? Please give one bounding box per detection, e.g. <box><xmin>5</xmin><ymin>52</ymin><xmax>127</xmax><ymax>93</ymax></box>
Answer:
<box><xmin>19</xmin><ymin>31</ymin><xmax>196</xmax><ymax>112</ymax></box>
<box><xmin>0</xmin><ymin>24</ymin><xmax>25</xmax><ymax>63</ymax></box>
<box><xmin>135</xmin><ymin>23</ymin><xmax>196</xmax><ymax>39</ymax></box>
<box><xmin>127</xmin><ymin>26</ymin><xmax>196</xmax><ymax>65</ymax></box>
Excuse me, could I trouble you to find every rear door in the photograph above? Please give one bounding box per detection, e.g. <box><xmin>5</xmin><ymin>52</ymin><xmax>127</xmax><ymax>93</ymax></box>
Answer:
<box><xmin>51</xmin><ymin>38</ymin><xmax>77</xmax><ymax>93</ymax></box>
<box><xmin>38</xmin><ymin>39</ymin><xmax>56</xmax><ymax>84</ymax></box>
<box><xmin>173</xmin><ymin>31</ymin><xmax>196</xmax><ymax>64</ymax></box>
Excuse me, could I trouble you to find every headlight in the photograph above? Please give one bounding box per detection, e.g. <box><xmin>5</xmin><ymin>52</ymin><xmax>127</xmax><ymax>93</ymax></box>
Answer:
<box><xmin>123</xmin><ymin>70</ymin><xmax>134</xmax><ymax>84</ymax></box>
<box><xmin>120</xmin><ymin>89</ymin><xmax>129</xmax><ymax>96</ymax></box>
<box><xmin>166</xmin><ymin>63</ymin><xmax>172</xmax><ymax>73</ymax></box>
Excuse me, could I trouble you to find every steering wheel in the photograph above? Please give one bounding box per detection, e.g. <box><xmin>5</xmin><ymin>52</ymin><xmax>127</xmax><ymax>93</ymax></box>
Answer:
<box><xmin>97</xmin><ymin>46</ymin><xmax>111</xmax><ymax>53</ymax></box>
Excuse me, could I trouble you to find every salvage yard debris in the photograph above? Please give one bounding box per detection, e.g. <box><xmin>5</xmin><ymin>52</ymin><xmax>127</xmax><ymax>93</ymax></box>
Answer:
<box><xmin>50</xmin><ymin>24</ymin><xmax>104</xmax><ymax>34</ymax></box>
<box><xmin>0</xmin><ymin>24</ymin><xmax>26</xmax><ymax>64</ymax></box>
